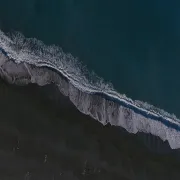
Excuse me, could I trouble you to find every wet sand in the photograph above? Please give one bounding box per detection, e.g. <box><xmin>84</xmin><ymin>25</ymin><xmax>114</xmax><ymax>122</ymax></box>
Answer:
<box><xmin>0</xmin><ymin>79</ymin><xmax>180</xmax><ymax>180</ymax></box>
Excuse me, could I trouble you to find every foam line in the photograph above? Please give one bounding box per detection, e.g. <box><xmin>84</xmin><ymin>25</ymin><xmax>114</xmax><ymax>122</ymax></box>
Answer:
<box><xmin>0</xmin><ymin>30</ymin><xmax>180</xmax><ymax>149</ymax></box>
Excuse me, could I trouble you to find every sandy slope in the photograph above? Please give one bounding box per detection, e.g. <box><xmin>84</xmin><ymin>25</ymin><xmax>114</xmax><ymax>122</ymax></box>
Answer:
<box><xmin>0</xmin><ymin>80</ymin><xmax>179</xmax><ymax>179</ymax></box>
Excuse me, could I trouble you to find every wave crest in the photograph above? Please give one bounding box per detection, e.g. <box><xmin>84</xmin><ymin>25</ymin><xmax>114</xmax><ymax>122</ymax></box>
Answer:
<box><xmin>0</xmin><ymin>30</ymin><xmax>180</xmax><ymax>149</ymax></box>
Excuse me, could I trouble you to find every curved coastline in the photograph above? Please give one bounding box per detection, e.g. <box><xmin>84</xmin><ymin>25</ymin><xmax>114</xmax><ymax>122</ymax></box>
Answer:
<box><xmin>0</xmin><ymin>30</ymin><xmax>180</xmax><ymax>149</ymax></box>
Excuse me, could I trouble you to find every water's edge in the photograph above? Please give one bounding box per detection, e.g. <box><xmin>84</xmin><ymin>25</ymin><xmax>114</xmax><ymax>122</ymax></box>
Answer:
<box><xmin>0</xmin><ymin>30</ymin><xmax>180</xmax><ymax>149</ymax></box>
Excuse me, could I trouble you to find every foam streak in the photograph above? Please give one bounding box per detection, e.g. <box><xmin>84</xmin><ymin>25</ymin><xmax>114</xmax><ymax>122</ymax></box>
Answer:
<box><xmin>0</xmin><ymin>30</ymin><xmax>180</xmax><ymax>149</ymax></box>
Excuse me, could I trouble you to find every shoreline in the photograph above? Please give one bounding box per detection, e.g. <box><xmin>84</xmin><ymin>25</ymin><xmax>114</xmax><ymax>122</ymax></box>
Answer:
<box><xmin>0</xmin><ymin>31</ymin><xmax>180</xmax><ymax>149</ymax></box>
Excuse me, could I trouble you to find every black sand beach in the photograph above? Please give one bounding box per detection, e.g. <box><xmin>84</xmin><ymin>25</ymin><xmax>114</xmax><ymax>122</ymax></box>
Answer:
<box><xmin>0</xmin><ymin>79</ymin><xmax>179</xmax><ymax>180</ymax></box>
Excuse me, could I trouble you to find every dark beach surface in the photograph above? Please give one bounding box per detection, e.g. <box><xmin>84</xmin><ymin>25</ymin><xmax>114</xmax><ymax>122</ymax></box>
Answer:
<box><xmin>0</xmin><ymin>79</ymin><xmax>180</xmax><ymax>180</ymax></box>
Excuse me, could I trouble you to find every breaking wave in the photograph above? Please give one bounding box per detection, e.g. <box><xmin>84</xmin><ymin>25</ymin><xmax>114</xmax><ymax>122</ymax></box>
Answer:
<box><xmin>0</xmin><ymin>30</ymin><xmax>180</xmax><ymax>149</ymax></box>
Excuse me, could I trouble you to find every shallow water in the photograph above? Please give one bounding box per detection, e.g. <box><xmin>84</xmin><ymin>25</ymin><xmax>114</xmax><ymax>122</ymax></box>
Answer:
<box><xmin>0</xmin><ymin>79</ymin><xmax>180</xmax><ymax>180</ymax></box>
<box><xmin>0</xmin><ymin>0</ymin><xmax>180</xmax><ymax>116</ymax></box>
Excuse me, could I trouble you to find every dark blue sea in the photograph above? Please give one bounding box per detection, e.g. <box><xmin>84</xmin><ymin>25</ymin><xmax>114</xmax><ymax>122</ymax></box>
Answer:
<box><xmin>0</xmin><ymin>0</ymin><xmax>180</xmax><ymax>116</ymax></box>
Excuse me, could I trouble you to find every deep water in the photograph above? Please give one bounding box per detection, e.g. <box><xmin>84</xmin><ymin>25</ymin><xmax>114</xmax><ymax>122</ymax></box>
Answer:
<box><xmin>0</xmin><ymin>79</ymin><xmax>180</xmax><ymax>180</ymax></box>
<box><xmin>0</xmin><ymin>0</ymin><xmax>180</xmax><ymax>117</ymax></box>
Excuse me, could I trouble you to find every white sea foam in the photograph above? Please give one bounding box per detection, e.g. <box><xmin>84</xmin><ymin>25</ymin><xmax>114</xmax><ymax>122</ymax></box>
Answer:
<box><xmin>0</xmin><ymin>30</ymin><xmax>180</xmax><ymax>149</ymax></box>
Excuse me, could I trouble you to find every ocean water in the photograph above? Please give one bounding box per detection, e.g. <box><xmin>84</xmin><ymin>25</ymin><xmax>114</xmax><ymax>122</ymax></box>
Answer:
<box><xmin>0</xmin><ymin>0</ymin><xmax>180</xmax><ymax>116</ymax></box>
<box><xmin>0</xmin><ymin>0</ymin><xmax>180</xmax><ymax>150</ymax></box>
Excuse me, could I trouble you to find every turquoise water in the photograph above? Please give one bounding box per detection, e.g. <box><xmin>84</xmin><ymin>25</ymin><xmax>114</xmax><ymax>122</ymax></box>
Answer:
<box><xmin>0</xmin><ymin>0</ymin><xmax>180</xmax><ymax>116</ymax></box>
